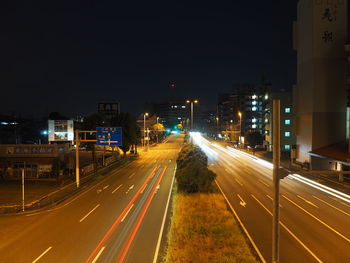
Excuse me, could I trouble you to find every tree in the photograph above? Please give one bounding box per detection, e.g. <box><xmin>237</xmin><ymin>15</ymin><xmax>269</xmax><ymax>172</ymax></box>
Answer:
<box><xmin>246</xmin><ymin>131</ymin><xmax>263</xmax><ymax>147</ymax></box>
<box><xmin>111</xmin><ymin>113</ymin><xmax>140</xmax><ymax>156</ymax></box>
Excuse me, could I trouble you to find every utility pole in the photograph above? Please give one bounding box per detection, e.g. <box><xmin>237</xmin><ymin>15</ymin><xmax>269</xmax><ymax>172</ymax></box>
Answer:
<box><xmin>75</xmin><ymin>129</ymin><xmax>80</xmax><ymax>188</ymax></box>
<box><xmin>272</xmin><ymin>99</ymin><xmax>281</xmax><ymax>263</ymax></box>
<box><xmin>22</xmin><ymin>164</ymin><xmax>25</xmax><ymax>212</ymax></box>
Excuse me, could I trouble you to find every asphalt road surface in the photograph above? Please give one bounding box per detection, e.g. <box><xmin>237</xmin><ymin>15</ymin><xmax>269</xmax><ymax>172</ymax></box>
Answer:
<box><xmin>191</xmin><ymin>133</ymin><xmax>350</xmax><ymax>263</ymax></box>
<box><xmin>0</xmin><ymin>135</ymin><xmax>182</xmax><ymax>263</ymax></box>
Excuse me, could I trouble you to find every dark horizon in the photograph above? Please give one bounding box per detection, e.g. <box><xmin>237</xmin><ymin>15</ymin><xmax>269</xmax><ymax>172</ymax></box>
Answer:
<box><xmin>1</xmin><ymin>1</ymin><xmax>298</xmax><ymax>118</ymax></box>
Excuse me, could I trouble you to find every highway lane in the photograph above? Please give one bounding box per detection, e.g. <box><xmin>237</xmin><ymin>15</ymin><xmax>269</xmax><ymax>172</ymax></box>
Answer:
<box><xmin>192</xmin><ymin>133</ymin><xmax>350</xmax><ymax>263</ymax></box>
<box><xmin>0</xmin><ymin>135</ymin><xmax>182</xmax><ymax>263</ymax></box>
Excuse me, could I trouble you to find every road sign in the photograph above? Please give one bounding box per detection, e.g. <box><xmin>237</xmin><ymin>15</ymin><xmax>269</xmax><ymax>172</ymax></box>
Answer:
<box><xmin>96</xmin><ymin>127</ymin><xmax>122</xmax><ymax>146</ymax></box>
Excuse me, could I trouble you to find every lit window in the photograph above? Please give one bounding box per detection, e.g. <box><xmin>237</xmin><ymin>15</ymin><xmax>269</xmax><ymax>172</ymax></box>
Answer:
<box><xmin>264</xmin><ymin>94</ymin><xmax>269</xmax><ymax>100</ymax></box>
<box><xmin>252</xmin><ymin>94</ymin><xmax>257</xmax><ymax>99</ymax></box>
<box><xmin>252</xmin><ymin>100</ymin><xmax>257</xmax><ymax>105</ymax></box>
<box><xmin>252</xmin><ymin>118</ymin><xmax>257</xmax><ymax>123</ymax></box>
<box><xmin>178</xmin><ymin>117</ymin><xmax>181</xmax><ymax>120</ymax></box>
<box><xmin>265</xmin><ymin>118</ymin><xmax>268</xmax><ymax>123</ymax></box>
<box><xmin>284</xmin><ymin>145</ymin><xmax>291</xmax><ymax>150</ymax></box>
<box><xmin>265</xmin><ymin>130</ymin><xmax>269</xmax><ymax>134</ymax></box>
<box><xmin>230</xmin><ymin>120</ymin><xmax>233</xmax><ymax>123</ymax></box>
<box><xmin>182</xmin><ymin>106</ymin><xmax>186</xmax><ymax>108</ymax></box>
<box><xmin>174</xmin><ymin>105</ymin><xmax>178</xmax><ymax>108</ymax></box>
<box><xmin>252</xmin><ymin>106</ymin><xmax>257</xmax><ymax>111</ymax></box>
<box><xmin>285</xmin><ymin>108</ymin><xmax>291</xmax><ymax>113</ymax></box>
<box><xmin>285</xmin><ymin>132</ymin><xmax>290</xmax><ymax>137</ymax></box>
<box><xmin>252</xmin><ymin>124</ymin><xmax>257</xmax><ymax>129</ymax></box>
<box><xmin>285</xmin><ymin>119</ymin><xmax>291</xmax><ymax>125</ymax></box>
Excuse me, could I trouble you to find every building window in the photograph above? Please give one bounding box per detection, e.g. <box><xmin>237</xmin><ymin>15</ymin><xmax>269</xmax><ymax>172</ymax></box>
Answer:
<box><xmin>285</xmin><ymin>119</ymin><xmax>291</xmax><ymax>125</ymax></box>
<box><xmin>252</xmin><ymin>106</ymin><xmax>257</xmax><ymax>111</ymax></box>
<box><xmin>252</xmin><ymin>124</ymin><xmax>257</xmax><ymax>129</ymax></box>
<box><xmin>285</xmin><ymin>131</ymin><xmax>290</xmax><ymax>137</ymax></box>
<box><xmin>284</xmin><ymin>145</ymin><xmax>291</xmax><ymax>150</ymax></box>
<box><xmin>252</xmin><ymin>94</ymin><xmax>257</xmax><ymax>99</ymax></box>
<box><xmin>181</xmin><ymin>106</ymin><xmax>186</xmax><ymax>108</ymax></box>
<box><xmin>252</xmin><ymin>118</ymin><xmax>257</xmax><ymax>123</ymax></box>
<box><xmin>265</xmin><ymin>118</ymin><xmax>268</xmax><ymax>123</ymax></box>
<box><xmin>264</xmin><ymin>94</ymin><xmax>269</xmax><ymax>100</ymax></box>
<box><xmin>252</xmin><ymin>100</ymin><xmax>257</xmax><ymax>105</ymax></box>
<box><xmin>285</xmin><ymin>107</ymin><xmax>291</xmax><ymax>113</ymax></box>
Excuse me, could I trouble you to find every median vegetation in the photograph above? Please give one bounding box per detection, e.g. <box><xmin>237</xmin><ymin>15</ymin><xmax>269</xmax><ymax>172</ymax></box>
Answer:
<box><xmin>164</xmin><ymin>143</ymin><xmax>258</xmax><ymax>263</ymax></box>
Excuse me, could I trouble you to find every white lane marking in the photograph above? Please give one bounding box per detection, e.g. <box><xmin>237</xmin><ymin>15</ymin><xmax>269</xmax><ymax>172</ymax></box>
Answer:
<box><xmin>140</xmin><ymin>184</ymin><xmax>148</xmax><ymax>194</ymax></box>
<box><xmin>103</xmin><ymin>185</ymin><xmax>109</xmax><ymax>190</ymax></box>
<box><xmin>153</xmin><ymin>166</ymin><xmax>176</xmax><ymax>263</ymax></box>
<box><xmin>297</xmin><ymin>195</ymin><xmax>319</xmax><ymax>208</ymax></box>
<box><xmin>328</xmin><ymin>196</ymin><xmax>350</xmax><ymax>208</ymax></box>
<box><xmin>251</xmin><ymin>194</ymin><xmax>322</xmax><ymax>263</ymax></box>
<box><xmin>121</xmin><ymin>204</ymin><xmax>134</xmax><ymax>222</ymax></box>
<box><xmin>112</xmin><ymin>184</ymin><xmax>122</xmax><ymax>194</ymax></box>
<box><xmin>125</xmin><ymin>184</ymin><xmax>134</xmax><ymax>194</ymax></box>
<box><xmin>258</xmin><ymin>179</ymin><xmax>270</xmax><ymax>187</ymax></box>
<box><xmin>32</xmin><ymin>247</ymin><xmax>52</xmax><ymax>263</ymax></box>
<box><xmin>155</xmin><ymin>184</ymin><xmax>160</xmax><ymax>194</ymax></box>
<box><xmin>312</xmin><ymin>195</ymin><xmax>350</xmax><ymax>217</ymax></box>
<box><xmin>237</xmin><ymin>194</ymin><xmax>247</xmax><ymax>207</ymax></box>
<box><xmin>79</xmin><ymin>204</ymin><xmax>100</xmax><ymax>222</ymax></box>
<box><xmin>234</xmin><ymin>178</ymin><xmax>243</xmax><ymax>186</ymax></box>
<box><xmin>92</xmin><ymin>246</ymin><xmax>105</xmax><ymax>263</ymax></box>
<box><xmin>96</xmin><ymin>189</ymin><xmax>102</xmax><ymax>194</ymax></box>
<box><xmin>216</xmin><ymin>182</ymin><xmax>266</xmax><ymax>263</ymax></box>
<box><xmin>129</xmin><ymin>172</ymin><xmax>136</xmax><ymax>179</ymax></box>
<box><xmin>283</xmin><ymin>195</ymin><xmax>350</xmax><ymax>243</ymax></box>
<box><xmin>266</xmin><ymin>194</ymin><xmax>283</xmax><ymax>208</ymax></box>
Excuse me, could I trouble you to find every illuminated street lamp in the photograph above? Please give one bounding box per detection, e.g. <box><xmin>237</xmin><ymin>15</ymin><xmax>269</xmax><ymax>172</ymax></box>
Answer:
<box><xmin>238</xmin><ymin>111</ymin><xmax>242</xmax><ymax>145</ymax></box>
<box><xmin>216</xmin><ymin>117</ymin><xmax>219</xmax><ymax>135</ymax></box>
<box><xmin>156</xmin><ymin>116</ymin><xmax>159</xmax><ymax>144</ymax></box>
<box><xmin>186</xmin><ymin>100</ymin><xmax>198</xmax><ymax>130</ymax></box>
<box><xmin>143</xmin><ymin>113</ymin><xmax>149</xmax><ymax>149</ymax></box>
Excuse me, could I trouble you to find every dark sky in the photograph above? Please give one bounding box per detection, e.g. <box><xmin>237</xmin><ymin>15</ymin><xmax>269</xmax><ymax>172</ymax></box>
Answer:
<box><xmin>1</xmin><ymin>1</ymin><xmax>297</xmax><ymax>117</ymax></box>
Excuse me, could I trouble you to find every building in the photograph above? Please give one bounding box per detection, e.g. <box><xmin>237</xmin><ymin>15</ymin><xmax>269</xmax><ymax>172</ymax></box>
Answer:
<box><xmin>217</xmin><ymin>82</ymin><xmax>271</xmax><ymax>142</ymax></box>
<box><xmin>265</xmin><ymin>91</ymin><xmax>296</xmax><ymax>152</ymax></box>
<box><xmin>98</xmin><ymin>102</ymin><xmax>120</xmax><ymax>121</ymax></box>
<box><xmin>0</xmin><ymin>144</ymin><xmax>70</xmax><ymax>180</ymax></box>
<box><xmin>293</xmin><ymin>0</ymin><xmax>348</xmax><ymax>169</ymax></box>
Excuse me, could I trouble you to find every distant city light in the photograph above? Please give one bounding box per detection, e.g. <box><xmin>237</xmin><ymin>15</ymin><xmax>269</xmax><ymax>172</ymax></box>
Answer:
<box><xmin>41</xmin><ymin>130</ymin><xmax>48</xmax><ymax>135</ymax></box>
<box><xmin>252</xmin><ymin>94</ymin><xmax>257</xmax><ymax>99</ymax></box>
<box><xmin>252</xmin><ymin>106</ymin><xmax>257</xmax><ymax>111</ymax></box>
<box><xmin>252</xmin><ymin>124</ymin><xmax>257</xmax><ymax>129</ymax></box>
<box><xmin>252</xmin><ymin>118</ymin><xmax>257</xmax><ymax>123</ymax></box>
<box><xmin>252</xmin><ymin>100</ymin><xmax>257</xmax><ymax>105</ymax></box>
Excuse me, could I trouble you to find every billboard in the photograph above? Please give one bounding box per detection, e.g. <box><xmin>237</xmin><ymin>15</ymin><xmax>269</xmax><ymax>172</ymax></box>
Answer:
<box><xmin>48</xmin><ymin>120</ymin><xmax>74</xmax><ymax>142</ymax></box>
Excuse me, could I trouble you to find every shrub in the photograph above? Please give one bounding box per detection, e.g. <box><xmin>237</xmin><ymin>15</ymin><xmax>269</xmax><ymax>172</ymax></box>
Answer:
<box><xmin>175</xmin><ymin>144</ymin><xmax>216</xmax><ymax>193</ymax></box>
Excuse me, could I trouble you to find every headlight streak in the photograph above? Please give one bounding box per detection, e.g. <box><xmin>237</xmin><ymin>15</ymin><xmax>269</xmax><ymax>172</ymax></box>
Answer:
<box><xmin>193</xmin><ymin>133</ymin><xmax>350</xmax><ymax>204</ymax></box>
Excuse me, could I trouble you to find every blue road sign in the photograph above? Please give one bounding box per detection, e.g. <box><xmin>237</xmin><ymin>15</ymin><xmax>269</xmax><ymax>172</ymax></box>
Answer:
<box><xmin>96</xmin><ymin>127</ymin><xmax>122</xmax><ymax>146</ymax></box>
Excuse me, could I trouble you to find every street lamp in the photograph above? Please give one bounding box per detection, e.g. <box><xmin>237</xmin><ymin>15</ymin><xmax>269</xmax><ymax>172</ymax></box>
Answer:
<box><xmin>156</xmin><ymin>116</ymin><xmax>159</xmax><ymax>144</ymax></box>
<box><xmin>238</xmin><ymin>111</ymin><xmax>242</xmax><ymax>145</ymax></box>
<box><xmin>216</xmin><ymin>117</ymin><xmax>219</xmax><ymax>136</ymax></box>
<box><xmin>186</xmin><ymin>100</ymin><xmax>198</xmax><ymax>130</ymax></box>
<box><xmin>143</xmin><ymin>113</ymin><xmax>149</xmax><ymax>149</ymax></box>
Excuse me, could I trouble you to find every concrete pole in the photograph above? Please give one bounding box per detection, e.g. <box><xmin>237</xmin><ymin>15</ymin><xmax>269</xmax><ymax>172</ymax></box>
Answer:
<box><xmin>272</xmin><ymin>99</ymin><xmax>281</xmax><ymax>263</ymax></box>
<box><xmin>75</xmin><ymin>129</ymin><xmax>80</xmax><ymax>188</ymax></box>
<box><xmin>143</xmin><ymin>114</ymin><xmax>146</xmax><ymax>149</ymax></box>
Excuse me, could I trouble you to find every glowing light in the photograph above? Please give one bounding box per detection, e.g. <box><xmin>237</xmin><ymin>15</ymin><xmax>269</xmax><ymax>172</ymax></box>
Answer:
<box><xmin>252</xmin><ymin>106</ymin><xmax>257</xmax><ymax>111</ymax></box>
<box><xmin>252</xmin><ymin>100</ymin><xmax>257</xmax><ymax>105</ymax></box>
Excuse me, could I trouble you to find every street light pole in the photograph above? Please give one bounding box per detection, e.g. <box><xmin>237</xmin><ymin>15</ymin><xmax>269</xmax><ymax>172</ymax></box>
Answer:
<box><xmin>272</xmin><ymin>99</ymin><xmax>281</xmax><ymax>263</ymax></box>
<box><xmin>186</xmin><ymin>100</ymin><xmax>198</xmax><ymax>130</ymax></box>
<box><xmin>75</xmin><ymin>129</ymin><xmax>80</xmax><ymax>188</ymax></box>
<box><xmin>143</xmin><ymin>113</ymin><xmax>148</xmax><ymax>150</ymax></box>
<box><xmin>156</xmin><ymin>116</ymin><xmax>159</xmax><ymax>144</ymax></box>
<box><xmin>238</xmin><ymin>111</ymin><xmax>242</xmax><ymax>146</ymax></box>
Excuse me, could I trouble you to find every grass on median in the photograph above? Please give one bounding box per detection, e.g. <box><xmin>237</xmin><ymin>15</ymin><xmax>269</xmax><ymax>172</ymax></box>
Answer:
<box><xmin>164</xmin><ymin>189</ymin><xmax>259</xmax><ymax>263</ymax></box>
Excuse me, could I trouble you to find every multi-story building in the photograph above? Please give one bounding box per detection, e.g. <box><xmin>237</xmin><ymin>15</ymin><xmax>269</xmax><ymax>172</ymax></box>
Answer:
<box><xmin>293</xmin><ymin>0</ymin><xmax>347</xmax><ymax>169</ymax></box>
<box><xmin>265</xmin><ymin>91</ymin><xmax>296</xmax><ymax>152</ymax></box>
<box><xmin>217</xmin><ymin>82</ymin><xmax>271</xmax><ymax>142</ymax></box>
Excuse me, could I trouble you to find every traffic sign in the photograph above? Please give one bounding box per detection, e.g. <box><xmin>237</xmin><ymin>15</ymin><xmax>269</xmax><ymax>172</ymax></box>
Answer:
<box><xmin>96</xmin><ymin>127</ymin><xmax>122</xmax><ymax>146</ymax></box>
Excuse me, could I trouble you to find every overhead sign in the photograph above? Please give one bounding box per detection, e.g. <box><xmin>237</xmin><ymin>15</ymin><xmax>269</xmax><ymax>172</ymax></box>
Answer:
<box><xmin>96</xmin><ymin>127</ymin><xmax>122</xmax><ymax>146</ymax></box>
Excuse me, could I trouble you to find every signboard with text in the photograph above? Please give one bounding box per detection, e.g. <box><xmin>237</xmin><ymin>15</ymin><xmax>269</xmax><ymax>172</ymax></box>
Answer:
<box><xmin>96</xmin><ymin>127</ymin><xmax>122</xmax><ymax>146</ymax></box>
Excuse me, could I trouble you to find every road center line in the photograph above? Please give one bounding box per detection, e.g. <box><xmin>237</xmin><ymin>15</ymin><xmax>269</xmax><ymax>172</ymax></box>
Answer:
<box><xmin>91</xmin><ymin>247</ymin><xmax>105</xmax><ymax>263</ymax></box>
<box><xmin>251</xmin><ymin>194</ymin><xmax>322</xmax><ymax>263</ymax></box>
<box><xmin>80</xmin><ymin>204</ymin><xmax>100</xmax><ymax>222</ymax></box>
<box><xmin>121</xmin><ymin>204</ymin><xmax>134</xmax><ymax>222</ymax></box>
<box><xmin>283</xmin><ymin>195</ymin><xmax>350</xmax><ymax>243</ymax></box>
<box><xmin>32</xmin><ymin>247</ymin><xmax>52</xmax><ymax>263</ymax></box>
<box><xmin>112</xmin><ymin>184</ymin><xmax>123</xmax><ymax>194</ymax></box>
<box><xmin>128</xmin><ymin>172</ymin><xmax>136</xmax><ymax>179</ymax></box>
<box><xmin>103</xmin><ymin>185</ymin><xmax>109</xmax><ymax>190</ymax></box>
<box><xmin>312</xmin><ymin>195</ymin><xmax>350</xmax><ymax>217</ymax></box>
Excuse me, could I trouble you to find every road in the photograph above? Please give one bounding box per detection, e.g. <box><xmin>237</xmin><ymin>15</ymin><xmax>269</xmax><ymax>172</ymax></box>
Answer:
<box><xmin>192</xmin><ymin>133</ymin><xmax>350</xmax><ymax>263</ymax></box>
<box><xmin>0</xmin><ymin>135</ymin><xmax>182</xmax><ymax>263</ymax></box>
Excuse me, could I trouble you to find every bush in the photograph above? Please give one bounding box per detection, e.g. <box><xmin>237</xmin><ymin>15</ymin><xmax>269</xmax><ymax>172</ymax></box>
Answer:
<box><xmin>175</xmin><ymin>144</ymin><xmax>216</xmax><ymax>193</ymax></box>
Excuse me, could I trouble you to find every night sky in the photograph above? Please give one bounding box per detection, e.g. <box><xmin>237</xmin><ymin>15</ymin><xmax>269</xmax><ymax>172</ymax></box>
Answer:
<box><xmin>1</xmin><ymin>1</ymin><xmax>298</xmax><ymax>118</ymax></box>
